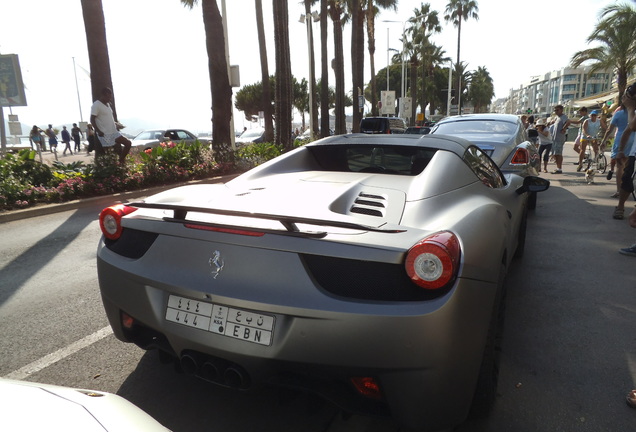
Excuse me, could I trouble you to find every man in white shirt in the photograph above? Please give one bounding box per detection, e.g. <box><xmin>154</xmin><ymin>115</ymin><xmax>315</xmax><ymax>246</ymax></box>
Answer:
<box><xmin>90</xmin><ymin>87</ymin><xmax>131</xmax><ymax>163</ymax></box>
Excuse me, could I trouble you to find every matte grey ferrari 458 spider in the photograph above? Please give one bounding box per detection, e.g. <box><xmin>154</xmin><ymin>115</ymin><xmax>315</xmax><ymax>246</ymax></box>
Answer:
<box><xmin>97</xmin><ymin>133</ymin><xmax>549</xmax><ymax>431</ymax></box>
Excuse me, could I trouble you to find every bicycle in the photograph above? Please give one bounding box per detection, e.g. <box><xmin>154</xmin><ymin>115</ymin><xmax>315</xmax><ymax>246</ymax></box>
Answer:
<box><xmin>581</xmin><ymin>137</ymin><xmax>607</xmax><ymax>174</ymax></box>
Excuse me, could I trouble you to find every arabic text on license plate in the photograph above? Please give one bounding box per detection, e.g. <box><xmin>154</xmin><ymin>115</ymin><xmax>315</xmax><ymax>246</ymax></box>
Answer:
<box><xmin>165</xmin><ymin>295</ymin><xmax>275</xmax><ymax>346</ymax></box>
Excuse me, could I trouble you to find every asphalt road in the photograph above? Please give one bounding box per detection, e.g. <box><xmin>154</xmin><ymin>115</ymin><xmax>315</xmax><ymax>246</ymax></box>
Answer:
<box><xmin>1</xmin><ymin>144</ymin><xmax>636</xmax><ymax>431</ymax></box>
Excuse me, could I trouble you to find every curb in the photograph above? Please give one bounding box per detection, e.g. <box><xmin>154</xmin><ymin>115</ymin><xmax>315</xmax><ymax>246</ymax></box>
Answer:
<box><xmin>0</xmin><ymin>174</ymin><xmax>239</xmax><ymax>224</ymax></box>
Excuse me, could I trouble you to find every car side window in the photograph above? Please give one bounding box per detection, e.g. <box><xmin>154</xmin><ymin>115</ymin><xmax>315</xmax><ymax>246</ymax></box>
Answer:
<box><xmin>463</xmin><ymin>146</ymin><xmax>506</xmax><ymax>188</ymax></box>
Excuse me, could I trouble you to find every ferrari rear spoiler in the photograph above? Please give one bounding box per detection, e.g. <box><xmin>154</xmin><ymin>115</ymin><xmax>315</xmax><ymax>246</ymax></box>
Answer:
<box><xmin>126</xmin><ymin>201</ymin><xmax>406</xmax><ymax>238</ymax></box>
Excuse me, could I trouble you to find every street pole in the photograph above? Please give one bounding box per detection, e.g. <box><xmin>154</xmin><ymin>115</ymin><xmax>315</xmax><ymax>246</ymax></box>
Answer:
<box><xmin>305</xmin><ymin>13</ymin><xmax>315</xmax><ymax>140</ymax></box>
<box><xmin>72</xmin><ymin>57</ymin><xmax>83</xmax><ymax>122</ymax></box>
<box><xmin>447</xmin><ymin>62</ymin><xmax>453</xmax><ymax>117</ymax></box>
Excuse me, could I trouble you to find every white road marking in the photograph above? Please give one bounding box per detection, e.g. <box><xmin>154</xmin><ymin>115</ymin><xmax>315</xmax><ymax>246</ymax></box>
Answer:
<box><xmin>3</xmin><ymin>326</ymin><xmax>113</xmax><ymax>380</ymax></box>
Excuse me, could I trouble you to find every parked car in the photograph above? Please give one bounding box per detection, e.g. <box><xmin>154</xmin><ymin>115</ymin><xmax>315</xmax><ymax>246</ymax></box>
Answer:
<box><xmin>405</xmin><ymin>126</ymin><xmax>431</xmax><ymax>135</ymax></box>
<box><xmin>235</xmin><ymin>128</ymin><xmax>265</xmax><ymax>146</ymax></box>
<box><xmin>97</xmin><ymin>133</ymin><xmax>548</xmax><ymax>431</ymax></box>
<box><xmin>359</xmin><ymin>117</ymin><xmax>407</xmax><ymax>134</ymax></box>
<box><xmin>132</xmin><ymin>129</ymin><xmax>199</xmax><ymax>151</ymax></box>
<box><xmin>0</xmin><ymin>378</ymin><xmax>169</xmax><ymax>431</ymax></box>
<box><xmin>430</xmin><ymin>113</ymin><xmax>541</xmax><ymax>208</ymax></box>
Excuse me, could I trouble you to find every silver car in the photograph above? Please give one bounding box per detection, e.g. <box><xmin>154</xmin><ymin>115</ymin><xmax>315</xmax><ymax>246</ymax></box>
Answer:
<box><xmin>97</xmin><ymin>134</ymin><xmax>548</xmax><ymax>431</ymax></box>
<box><xmin>131</xmin><ymin>129</ymin><xmax>199</xmax><ymax>151</ymax></box>
<box><xmin>431</xmin><ymin>114</ymin><xmax>541</xmax><ymax>208</ymax></box>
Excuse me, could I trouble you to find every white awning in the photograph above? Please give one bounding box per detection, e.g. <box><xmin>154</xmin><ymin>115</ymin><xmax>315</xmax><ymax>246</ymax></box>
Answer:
<box><xmin>572</xmin><ymin>90</ymin><xmax>619</xmax><ymax>108</ymax></box>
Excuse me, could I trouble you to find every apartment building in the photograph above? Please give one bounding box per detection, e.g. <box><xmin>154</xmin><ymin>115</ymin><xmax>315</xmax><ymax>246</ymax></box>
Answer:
<box><xmin>500</xmin><ymin>66</ymin><xmax>614</xmax><ymax>117</ymax></box>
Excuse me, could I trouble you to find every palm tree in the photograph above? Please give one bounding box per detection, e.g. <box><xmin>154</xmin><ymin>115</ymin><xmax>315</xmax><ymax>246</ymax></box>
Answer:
<box><xmin>328</xmin><ymin>0</ymin><xmax>347</xmax><ymax>134</ymax></box>
<box><xmin>255</xmin><ymin>0</ymin><xmax>274</xmax><ymax>142</ymax></box>
<box><xmin>444</xmin><ymin>0</ymin><xmax>479</xmax><ymax>111</ymax></box>
<box><xmin>80</xmin><ymin>0</ymin><xmax>117</xmax><ymax>118</ymax></box>
<box><xmin>405</xmin><ymin>4</ymin><xmax>442</xmax><ymax>123</ymax></box>
<box><xmin>467</xmin><ymin>66</ymin><xmax>494</xmax><ymax>113</ymax></box>
<box><xmin>273</xmin><ymin>0</ymin><xmax>293</xmax><ymax>150</ymax></box>
<box><xmin>320</xmin><ymin>0</ymin><xmax>330</xmax><ymax>137</ymax></box>
<box><xmin>570</xmin><ymin>3</ymin><xmax>636</xmax><ymax>98</ymax></box>
<box><xmin>303</xmin><ymin>0</ymin><xmax>319</xmax><ymax>136</ymax></box>
<box><xmin>365</xmin><ymin>0</ymin><xmax>398</xmax><ymax>117</ymax></box>
<box><xmin>181</xmin><ymin>0</ymin><xmax>233</xmax><ymax>163</ymax></box>
<box><xmin>351</xmin><ymin>0</ymin><xmax>364</xmax><ymax>131</ymax></box>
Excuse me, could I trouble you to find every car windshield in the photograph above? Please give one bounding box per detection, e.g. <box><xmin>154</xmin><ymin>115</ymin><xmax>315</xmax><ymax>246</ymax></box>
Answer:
<box><xmin>134</xmin><ymin>130</ymin><xmax>164</xmax><ymax>140</ymax></box>
<box><xmin>308</xmin><ymin>145</ymin><xmax>437</xmax><ymax>176</ymax></box>
<box><xmin>434</xmin><ymin>120</ymin><xmax>516</xmax><ymax>136</ymax></box>
<box><xmin>241</xmin><ymin>130</ymin><xmax>263</xmax><ymax>138</ymax></box>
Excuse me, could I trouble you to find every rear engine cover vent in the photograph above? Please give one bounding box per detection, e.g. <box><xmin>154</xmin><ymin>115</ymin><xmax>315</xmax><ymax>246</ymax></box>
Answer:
<box><xmin>350</xmin><ymin>192</ymin><xmax>386</xmax><ymax>217</ymax></box>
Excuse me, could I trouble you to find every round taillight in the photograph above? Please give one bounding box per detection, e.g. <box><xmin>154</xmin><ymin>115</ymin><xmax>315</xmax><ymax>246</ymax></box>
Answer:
<box><xmin>99</xmin><ymin>204</ymin><xmax>137</xmax><ymax>240</ymax></box>
<box><xmin>405</xmin><ymin>231</ymin><xmax>461</xmax><ymax>289</ymax></box>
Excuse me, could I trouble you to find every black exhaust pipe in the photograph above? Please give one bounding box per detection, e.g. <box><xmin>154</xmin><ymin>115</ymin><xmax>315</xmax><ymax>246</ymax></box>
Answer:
<box><xmin>201</xmin><ymin>359</ymin><xmax>227</xmax><ymax>382</ymax></box>
<box><xmin>224</xmin><ymin>365</ymin><xmax>249</xmax><ymax>388</ymax></box>
<box><xmin>180</xmin><ymin>352</ymin><xmax>200</xmax><ymax>375</ymax></box>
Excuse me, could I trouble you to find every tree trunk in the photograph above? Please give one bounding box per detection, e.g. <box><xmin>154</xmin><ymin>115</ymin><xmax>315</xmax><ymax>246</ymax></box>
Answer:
<box><xmin>255</xmin><ymin>0</ymin><xmax>274</xmax><ymax>142</ymax></box>
<box><xmin>456</xmin><ymin>10</ymin><xmax>462</xmax><ymax>111</ymax></box>
<box><xmin>410</xmin><ymin>57</ymin><xmax>418</xmax><ymax>125</ymax></box>
<box><xmin>320</xmin><ymin>0</ymin><xmax>329</xmax><ymax>137</ymax></box>
<box><xmin>351</xmin><ymin>0</ymin><xmax>364</xmax><ymax>132</ymax></box>
<box><xmin>366</xmin><ymin>1</ymin><xmax>378</xmax><ymax>117</ymax></box>
<box><xmin>304</xmin><ymin>1</ymin><xmax>319</xmax><ymax>137</ymax></box>
<box><xmin>201</xmin><ymin>0</ymin><xmax>233</xmax><ymax>164</ymax></box>
<box><xmin>273</xmin><ymin>0</ymin><xmax>292</xmax><ymax>150</ymax></box>
<box><xmin>80</xmin><ymin>0</ymin><xmax>116</xmax><ymax>119</ymax></box>
<box><xmin>329</xmin><ymin>2</ymin><xmax>346</xmax><ymax>135</ymax></box>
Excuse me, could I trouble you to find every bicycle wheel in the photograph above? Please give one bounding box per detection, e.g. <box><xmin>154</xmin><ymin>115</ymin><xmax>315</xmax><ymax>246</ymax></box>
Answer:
<box><xmin>597</xmin><ymin>153</ymin><xmax>607</xmax><ymax>174</ymax></box>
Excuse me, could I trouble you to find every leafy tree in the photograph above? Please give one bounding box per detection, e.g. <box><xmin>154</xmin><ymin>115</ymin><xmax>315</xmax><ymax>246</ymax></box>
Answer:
<box><xmin>444</xmin><ymin>0</ymin><xmax>479</xmax><ymax>111</ymax></box>
<box><xmin>467</xmin><ymin>66</ymin><xmax>494</xmax><ymax>113</ymax></box>
<box><xmin>405</xmin><ymin>4</ymin><xmax>443</xmax><ymax>124</ymax></box>
<box><xmin>570</xmin><ymin>3</ymin><xmax>636</xmax><ymax>98</ymax></box>
<box><xmin>234</xmin><ymin>77</ymin><xmax>275</xmax><ymax>121</ymax></box>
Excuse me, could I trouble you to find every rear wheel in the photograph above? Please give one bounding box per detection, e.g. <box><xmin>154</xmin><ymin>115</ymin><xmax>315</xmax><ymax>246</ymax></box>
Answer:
<box><xmin>513</xmin><ymin>208</ymin><xmax>528</xmax><ymax>259</ymax></box>
<box><xmin>597</xmin><ymin>154</ymin><xmax>607</xmax><ymax>174</ymax></box>
<box><xmin>469</xmin><ymin>263</ymin><xmax>506</xmax><ymax>419</ymax></box>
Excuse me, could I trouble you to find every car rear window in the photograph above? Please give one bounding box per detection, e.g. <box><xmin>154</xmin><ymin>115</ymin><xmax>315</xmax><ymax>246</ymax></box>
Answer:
<box><xmin>434</xmin><ymin>120</ymin><xmax>516</xmax><ymax>136</ymax></box>
<box><xmin>308</xmin><ymin>145</ymin><xmax>437</xmax><ymax>176</ymax></box>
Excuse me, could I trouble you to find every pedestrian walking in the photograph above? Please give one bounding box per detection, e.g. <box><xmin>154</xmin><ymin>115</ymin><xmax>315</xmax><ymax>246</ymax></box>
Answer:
<box><xmin>29</xmin><ymin>125</ymin><xmax>44</xmax><ymax>151</ymax></box>
<box><xmin>536</xmin><ymin>118</ymin><xmax>553</xmax><ymax>173</ymax></box>
<box><xmin>570</xmin><ymin>107</ymin><xmax>589</xmax><ymax>156</ymax></box>
<box><xmin>61</xmin><ymin>126</ymin><xmax>73</xmax><ymax>155</ymax></box>
<box><xmin>71</xmin><ymin>123</ymin><xmax>83</xmax><ymax>152</ymax></box>
<box><xmin>86</xmin><ymin>124</ymin><xmax>96</xmax><ymax>155</ymax></box>
<box><xmin>45</xmin><ymin>124</ymin><xmax>58</xmax><ymax>153</ymax></box>
<box><xmin>602</xmin><ymin>104</ymin><xmax>634</xmax><ymax>197</ymax></box>
<box><xmin>90</xmin><ymin>87</ymin><xmax>131</xmax><ymax>163</ymax></box>
<box><xmin>612</xmin><ymin>92</ymin><xmax>636</xmax><ymax>221</ymax></box>
<box><xmin>550</xmin><ymin>105</ymin><xmax>571</xmax><ymax>174</ymax></box>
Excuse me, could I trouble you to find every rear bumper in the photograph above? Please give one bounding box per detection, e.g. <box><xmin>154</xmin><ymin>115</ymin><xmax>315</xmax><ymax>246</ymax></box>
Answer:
<box><xmin>97</xmin><ymin>245</ymin><xmax>497</xmax><ymax>430</ymax></box>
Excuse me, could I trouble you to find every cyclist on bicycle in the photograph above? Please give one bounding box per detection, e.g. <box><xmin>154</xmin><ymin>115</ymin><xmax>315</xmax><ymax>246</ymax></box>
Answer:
<box><xmin>577</xmin><ymin>110</ymin><xmax>603</xmax><ymax>172</ymax></box>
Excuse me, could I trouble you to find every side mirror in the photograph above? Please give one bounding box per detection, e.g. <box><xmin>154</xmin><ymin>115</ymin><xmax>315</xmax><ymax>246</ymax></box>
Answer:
<box><xmin>516</xmin><ymin>176</ymin><xmax>550</xmax><ymax>195</ymax></box>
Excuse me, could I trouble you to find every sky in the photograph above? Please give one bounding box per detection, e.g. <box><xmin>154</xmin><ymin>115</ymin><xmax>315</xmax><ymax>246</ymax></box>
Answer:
<box><xmin>0</xmin><ymin>0</ymin><xmax>626</xmax><ymax>136</ymax></box>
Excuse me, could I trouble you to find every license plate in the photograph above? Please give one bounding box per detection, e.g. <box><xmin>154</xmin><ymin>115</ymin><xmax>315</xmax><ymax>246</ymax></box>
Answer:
<box><xmin>165</xmin><ymin>295</ymin><xmax>275</xmax><ymax>346</ymax></box>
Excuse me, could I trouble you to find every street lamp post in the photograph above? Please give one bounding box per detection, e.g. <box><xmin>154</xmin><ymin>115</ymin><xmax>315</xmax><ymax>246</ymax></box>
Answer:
<box><xmin>300</xmin><ymin>11</ymin><xmax>320</xmax><ymax>140</ymax></box>
<box><xmin>383</xmin><ymin>20</ymin><xmax>407</xmax><ymax>118</ymax></box>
